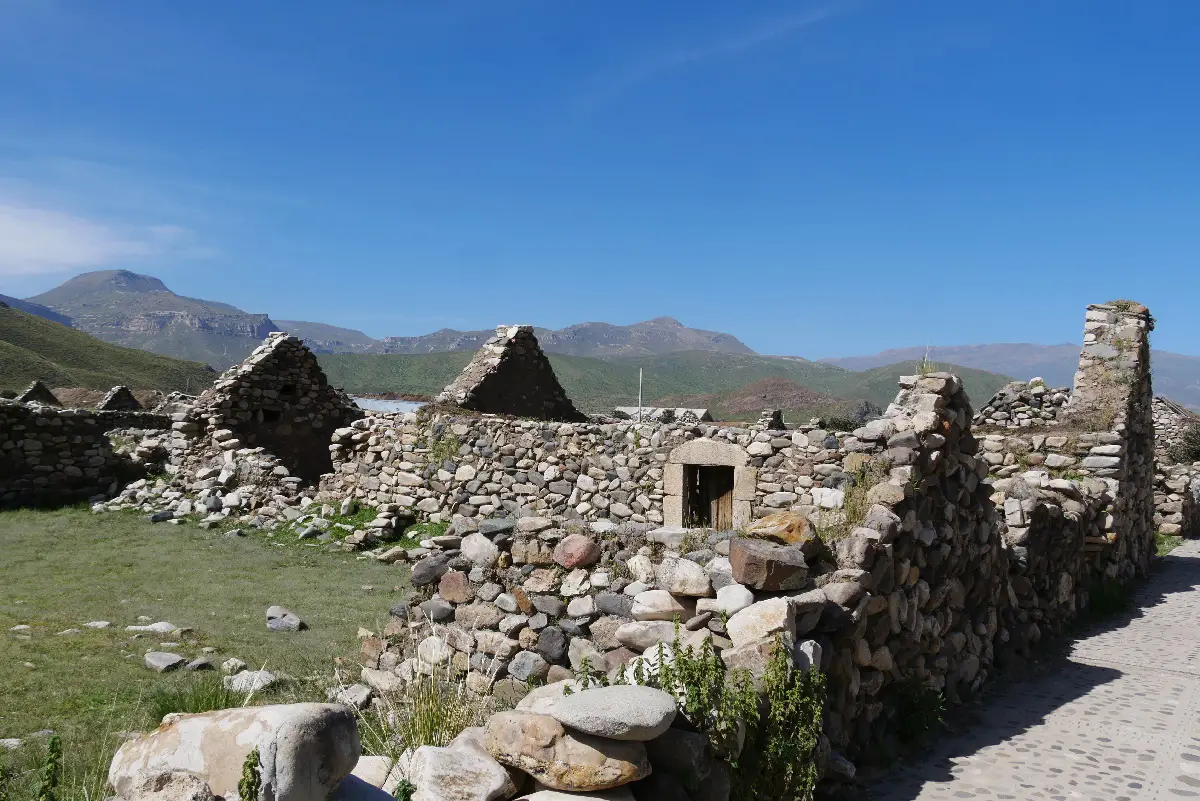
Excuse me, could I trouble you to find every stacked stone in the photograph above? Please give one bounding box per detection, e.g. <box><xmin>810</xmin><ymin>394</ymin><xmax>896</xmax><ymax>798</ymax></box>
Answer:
<box><xmin>182</xmin><ymin>332</ymin><xmax>361</xmax><ymax>469</ymax></box>
<box><xmin>319</xmin><ymin>410</ymin><xmax>899</xmax><ymax>529</ymax></box>
<box><xmin>0</xmin><ymin>400</ymin><xmax>170</xmax><ymax>508</ymax></box>
<box><xmin>1155</xmin><ymin>464</ymin><xmax>1200</xmax><ymax>537</ymax></box>
<box><xmin>97</xmin><ymin>385</ymin><xmax>143</xmax><ymax>411</ymax></box>
<box><xmin>972</xmin><ymin>379</ymin><xmax>1069</xmax><ymax>428</ymax></box>
<box><xmin>435</xmin><ymin>325</ymin><xmax>587</xmax><ymax>422</ymax></box>
<box><xmin>16</xmin><ymin>380</ymin><xmax>61</xmax><ymax>406</ymax></box>
<box><xmin>1153</xmin><ymin>396</ymin><xmax>1200</xmax><ymax>462</ymax></box>
<box><xmin>754</xmin><ymin>408</ymin><xmax>785</xmax><ymax>430</ymax></box>
<box><xmin>97</xmin><ymin>332</ymin><xmax>366</xmax><ymax>526</ymax></box>
<box><xmin>1070</xmin><ymin>302</ymin><xmax>1157</xmax><ymax>579</ymax></box>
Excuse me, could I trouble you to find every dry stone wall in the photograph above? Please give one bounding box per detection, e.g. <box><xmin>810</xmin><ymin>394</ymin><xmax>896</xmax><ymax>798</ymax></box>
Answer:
<box><xmin>972</xmin><ymin>379</ymin><xmax>1070</xmax><ymax>428</ymax></box>
<box><xmin>0</xmin><ymin>400</ymin><xmax>169</xmax><ymax>508</ymax></box>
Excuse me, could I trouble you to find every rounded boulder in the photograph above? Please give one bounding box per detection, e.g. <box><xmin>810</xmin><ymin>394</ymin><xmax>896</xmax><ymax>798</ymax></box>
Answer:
<box><xmin>549</xmin><ymin>685</ymin><xmax>677</xmax><ymax>742</ymax></box>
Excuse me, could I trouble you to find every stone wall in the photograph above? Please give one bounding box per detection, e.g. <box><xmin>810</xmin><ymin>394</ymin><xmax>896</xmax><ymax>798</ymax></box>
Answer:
<box><xmin>180</xmin><ymin>332</ymin><xmax>362</xmax><ymax>481</ymax></box>
<box><xmin>1154</xmin><ymin>396</ymin><xmax>1200</xmax><ymax>461</ymax></box>
<box><xmin>351</xmin><ymin>370</ymin><xmax>998</xmax><ymax>763</ymax></box>
<box><xmin>318</xmin><ymin>406</ymin><xmax>917</xmax><ymax>530</ymax></box>
<box><xmin>0</xmin><ymin>400</ymin><xmax>169</xmax><ymax>508</ymax></box>
<box><xmin>972</xmin><ymin>379</ymin><xmax>1070</xmax><ymax>428</ymax></box>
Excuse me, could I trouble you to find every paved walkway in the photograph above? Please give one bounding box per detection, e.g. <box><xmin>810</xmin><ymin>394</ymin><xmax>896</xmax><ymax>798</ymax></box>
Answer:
<box><xmin>870</xmin><ymin>540</ymin><xmax>1200</xmax><ymax>801</ymax></box>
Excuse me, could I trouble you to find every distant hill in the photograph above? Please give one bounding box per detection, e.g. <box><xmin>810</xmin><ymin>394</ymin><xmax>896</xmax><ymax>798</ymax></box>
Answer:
<box><xmin>28</xmin><ymin>270</ymin><xmax>279</xmax><ymax>369</ymax></box>
<box><xmin>23</xmin><ymin>270</ymin><xmax>759</xmax><ymax>368</ymax></box>
<box><xmin>655</xmin><ymin>377</ymin><xmax>862</xmax><ymax>423</ymax></box>
<box><xmin>375</xmin><ymin>317</ymin><xmax>756</xmax><ymax>358</ymax></box>
<box><xmin>0</xmin><ymin>302</ymin><xmax>216</xmax><ymax>394</ymax></box>
<box><xmin>823</xmin><ymin>343</ymin><xmax>1200</xmax><ymax>409</ymax></box>
<box><xmin>275</xmin><ymin>320</ymin><xmax>380</xmax><ymax>354</ymax></box>
<box><xmin>0</xmin><ymin>294</ymin><xmax>73</xmax><ymax>327</ymax></box>
<box><xmin>319</xmin><ymin>349</ymin><xmax>1014</xmax><ymax>418</ymax></box>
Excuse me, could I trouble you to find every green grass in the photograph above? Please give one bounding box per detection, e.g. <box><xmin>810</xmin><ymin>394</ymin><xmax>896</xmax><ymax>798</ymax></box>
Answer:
<box><xmin>0</xmin><ymin>507</ymin><xmax>411</xmax><ymax>801</ymax></box>
<box><xmin>1157</xmin><ymin>531</ymin><xmax>1184</xmax><ymax>557</ymax></box>
<box><xmin>318</xmin><ymin>349</ymin><xmax>1014</xmax><ymax>417</ymax></box>
<box><xmin>0</xmin><ymin>305</ymin><xmax>216</xmax><ymax>394</ymax></box>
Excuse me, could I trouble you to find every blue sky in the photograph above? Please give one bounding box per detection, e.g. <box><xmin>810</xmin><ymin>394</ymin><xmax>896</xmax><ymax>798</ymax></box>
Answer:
<box><xmin>2</xmin><ymin>0</ymin><xmax>1199</xmax><ymax>356</ymax></box>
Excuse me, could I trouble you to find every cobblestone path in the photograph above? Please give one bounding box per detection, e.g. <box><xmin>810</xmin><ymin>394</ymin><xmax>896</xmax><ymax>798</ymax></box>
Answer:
<box><xmin>870</xmin><ymin>541</ymin><xmax>1200</xmax><ymax>800</ymax></box>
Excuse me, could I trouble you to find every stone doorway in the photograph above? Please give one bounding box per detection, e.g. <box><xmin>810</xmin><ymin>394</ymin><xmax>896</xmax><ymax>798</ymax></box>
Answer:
<box><xmin>686</xmin><ymin>465</ymin><xmax>734</xmax><ymax>528</ymax></box>
<box><xmin>664</xmin><ymin>438</ymin><xmax>756</xmax><ymax>529</ymax></box>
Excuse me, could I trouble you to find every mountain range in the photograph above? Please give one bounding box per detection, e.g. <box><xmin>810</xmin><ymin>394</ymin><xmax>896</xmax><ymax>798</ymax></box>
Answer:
<box><xmin>13</xmin><ymin>269</ymin><xmax>1200</xmax><ymax>409</ymax></box>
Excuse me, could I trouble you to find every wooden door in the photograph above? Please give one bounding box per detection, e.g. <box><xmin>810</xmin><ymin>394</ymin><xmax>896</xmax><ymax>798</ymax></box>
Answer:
<box><xmin>701</xmin><ymin>466</ymin><xmax>734</xmax><ymax>530</ymax></box>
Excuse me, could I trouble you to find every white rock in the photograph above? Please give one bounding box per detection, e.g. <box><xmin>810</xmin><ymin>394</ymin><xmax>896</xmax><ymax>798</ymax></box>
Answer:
<box><xmin>109</xmin><ymin>704</ymin><xmax>359</xmax><ymax>801</ymax></box>
<box><xmin>630</xmin><ymin>590</ymin><xmax>695</xmax><ymax>622</ymax></box>
<box><xmin>726</xmin><ymin>597</ymin><xmax>796</xmax><ymax>648</ymax></box>
<box><xmin>407</xmin><ymin>743</ymin><xmax>515</xmax><ymax>801</ymax></box>
<box><xmin>460</xmin><ymin>533</ymin><xmax>500</xmax><ymax>568</ymax></box>
<box><xmin>223</xmin><ymin>670</ymin><xmax>277</xmax><ymax>693</ymax></box>
<box><xmin>654</xmin><ymin>556</ymin><xmax>713</xmax><ymax>597</ymax></box>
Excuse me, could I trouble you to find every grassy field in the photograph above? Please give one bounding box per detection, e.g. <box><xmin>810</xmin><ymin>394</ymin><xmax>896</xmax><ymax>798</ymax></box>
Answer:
<box><xmin>0</xmin><ymin>507</ymin><xmax>409</xmax><ymax>799</ymax></box>
<box><xmin>0</xmin><ymin>305</ymin><xmax>217</xmax><ymax>394</ymax></box>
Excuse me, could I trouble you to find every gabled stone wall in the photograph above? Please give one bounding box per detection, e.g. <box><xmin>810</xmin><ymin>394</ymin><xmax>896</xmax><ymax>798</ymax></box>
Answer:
<box><xmin>435</xmin><ymin>325</ymin><xmax>586</xmax><ymax>422</ymax></box>
<box><xmin>181</xmin><ymin>332</ymin><xmax>362</xmax><ymax>480</ymax></box>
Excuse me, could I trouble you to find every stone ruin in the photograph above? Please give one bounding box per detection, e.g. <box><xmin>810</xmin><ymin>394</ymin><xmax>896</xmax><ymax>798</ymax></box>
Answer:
<box><xmin>180</xmin><ymin>331</ymin><xmax>363</xmax><ymax>481</ymax></box>
<box><xmin>97</xmin><ymin>385</ymin><xmax>143</xmax><ymax>411</ymax></box>
<box><xmin>7</xmin><ymin>298</ymin><xmax>1196</xmax><ymax>798</ymax></box>
<box><xmin>16</xmin><ymin>379</ymin><xmax>61</xmax><ymax>406</ymax></box>
<box><xmin>436</xmin><ymin>325</ymin><xmax>586</xmax><ymax>422</ymax></box>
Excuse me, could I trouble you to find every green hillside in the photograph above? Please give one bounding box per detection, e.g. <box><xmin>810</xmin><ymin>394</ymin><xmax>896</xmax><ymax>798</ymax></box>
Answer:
<box><xmin>318</xmin><ymin>349</ymin><xmax>1013</xmax><ymax>417</ymax></box>
<box><xmin>319</xmin><ymin>352</ymin><xmax>646</xmax><ymax>415</ymax></box>
<box><xmin>0</xmin><ymin>303</ymin><xmax>217</xmax><ymax>394</ymax></box>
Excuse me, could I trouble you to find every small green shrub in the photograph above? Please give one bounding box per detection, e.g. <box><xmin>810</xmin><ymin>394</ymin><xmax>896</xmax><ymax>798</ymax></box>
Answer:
<box><xmin>814</xmin><ymin>458</ymin><xmax>890</xmax><ymax>543</ymax></box>
<box><xmin>36</xmin><ymin>736</ymin><xmax>61</xmax><ymax>801</ymax></box>
<box><xmin>1157</xmin><ymin>531</ymin><xmax>1184</xmax><ymax>556</ymax></box>
<box><xmin>392</xmin><ymin>779</ymin><xmax>416</xmax><ymax>801</ymax></box>
<box><xmin>735</xmin><ymin>645</ymin><xmax>827</xmax><ymax>801</ymax></box>
<box><xmin>1086</xmin><ymin>577</ymin><xmax>1132</xmax><ymax>618</ymax></box>
<box><xmin>576</xmin><ymin>630</ymin><xmax>826</xmax><ymax>801</ymax></box>
<box><xmin>888</xmin><ymin>675</ymin><xmax>945</xmax><ymax>750</ymax></box>
<box><xmin>148</xmin><ymin>674</ymin><xmax>239</xmax><ymax>721</ymax></box>
<box><xmin>238</xmin><ymin>748</ymin><xmax>261</xmax><ymax>801</ymax></box>
<box><xmin>1169</xmin><ymin>424</ymin><xmax>1200</xmax><ymax>464</ymax></box>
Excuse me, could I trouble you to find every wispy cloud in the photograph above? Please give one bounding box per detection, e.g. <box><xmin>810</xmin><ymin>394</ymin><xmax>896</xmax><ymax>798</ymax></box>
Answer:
<box><xmin>579</xmin><ymin>2</ymin><xmax>854</xmax><ymax>111</ymax></box>
<box><xmin>0</xmin><ymin>200</ymin><xmax>206</xmax><ymax>277</ymax></box>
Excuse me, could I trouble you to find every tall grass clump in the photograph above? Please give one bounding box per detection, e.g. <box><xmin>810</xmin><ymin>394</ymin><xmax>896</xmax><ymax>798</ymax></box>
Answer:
<box><xmin>814</xmin><ymin>458</ymin><xmax>890</xmax><ymax>543</ymax></box>
<box><xmin>148</xmin><ymin>674</ymin><xmax>240</xmax><ymax>721</ymax></box>
<box><xmin>358</xmin><ymin>670</ymin><xmax>492</xmax><ymax>758</ymax></box>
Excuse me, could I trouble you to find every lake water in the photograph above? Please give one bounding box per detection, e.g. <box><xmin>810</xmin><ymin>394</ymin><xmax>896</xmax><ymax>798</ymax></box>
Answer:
<box><xmin>351</xmin><ymin>397</ymin><xmax>425</xmax><ymax>413</ymax></box>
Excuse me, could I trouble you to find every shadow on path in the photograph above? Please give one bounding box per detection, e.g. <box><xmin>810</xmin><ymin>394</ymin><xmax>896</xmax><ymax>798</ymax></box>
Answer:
<box><xmin>864</xmin><ymin>547</ymin><xmax>1200</xmax><ymax>801</ymax></box>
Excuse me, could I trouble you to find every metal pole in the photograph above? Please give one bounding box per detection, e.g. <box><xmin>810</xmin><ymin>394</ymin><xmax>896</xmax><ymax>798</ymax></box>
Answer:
<box><xmin>638</xmin><ymin>368</ymin><xmax>643</xmax><ymax>423</ymax></box>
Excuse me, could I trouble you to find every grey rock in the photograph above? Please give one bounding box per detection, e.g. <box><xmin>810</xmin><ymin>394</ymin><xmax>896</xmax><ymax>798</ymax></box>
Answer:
<box><xmin>549</xmin><ymin>685</ymin><xmax>676</xmax><ymax>741</ymax></box>
<box><xmin>145</xmin><ymin>652</ymin><xmax>186</xmax><ymax>673</ymax></box>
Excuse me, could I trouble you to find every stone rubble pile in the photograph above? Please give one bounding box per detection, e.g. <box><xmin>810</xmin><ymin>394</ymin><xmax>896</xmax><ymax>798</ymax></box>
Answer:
<box><xmin>972</xmin><ymin>379</ymin><xmax>1069</xmax><ymax>428</ymax></box>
